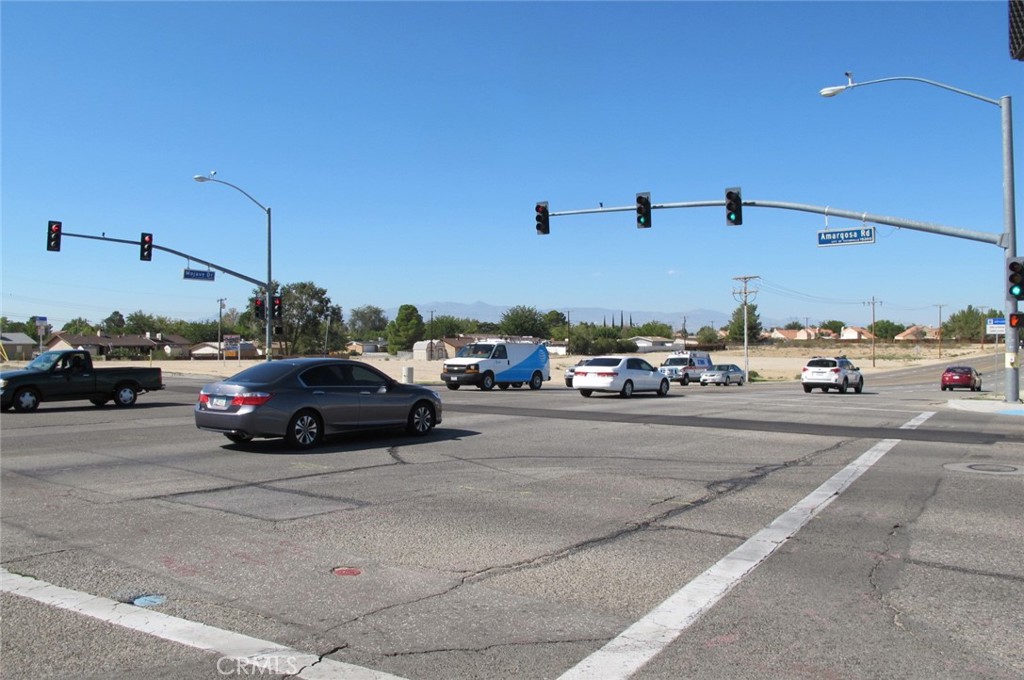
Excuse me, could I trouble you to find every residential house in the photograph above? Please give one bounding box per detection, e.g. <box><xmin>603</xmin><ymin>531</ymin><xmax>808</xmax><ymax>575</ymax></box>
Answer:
<box><xmin>629</xmin><ymin>336</ymin><xmax>675</xmax><ymax>353</ymax></box>
<box><xmin>1</xmin><ymin>332</ymin><xmax>37</xmax><ymax>361</ymax></box>
<box><xmin>894</xmin><ymin>325</ymin><xmax>940</xmax><ymax>342</ymax></box>
<box><xmin>840</xmin><ymin>326</ymin><xmax>876</xmax><ymax>341</ymax></box>
<box><xmin>47</xmin><ymin>331</ymin><xmax>193</xmax><ymax>358</ymax></box>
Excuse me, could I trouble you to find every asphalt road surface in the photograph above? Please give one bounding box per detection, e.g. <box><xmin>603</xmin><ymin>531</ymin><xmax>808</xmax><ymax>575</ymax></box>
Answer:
<box><xmin>2</xmin><ymin>362</ymin><xmax>1022</xmax><ymax>679</ymax></box>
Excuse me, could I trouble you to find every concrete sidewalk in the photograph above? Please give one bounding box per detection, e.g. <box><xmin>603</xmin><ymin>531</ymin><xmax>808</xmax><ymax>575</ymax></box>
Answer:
<box><xmin>947</xmin><ymin>398</ymin><xmax>1024</xmax><ymax>416</ymax></box>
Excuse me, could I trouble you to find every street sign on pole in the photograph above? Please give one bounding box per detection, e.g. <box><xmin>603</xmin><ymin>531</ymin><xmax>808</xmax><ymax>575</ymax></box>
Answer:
<box><xmin>183</xmin><ymin>268</ymin><xmax>216</xmax><ymax>281</ymax></box>
<box><xmin>817</xmin><ymin>227</ymin><xmax>875</xmax><ymax>247</ymax></box>
<box><xmin>986</xmin><ymin>317</ymin><xmax>1006</xmax><ymax>335</ymax></box>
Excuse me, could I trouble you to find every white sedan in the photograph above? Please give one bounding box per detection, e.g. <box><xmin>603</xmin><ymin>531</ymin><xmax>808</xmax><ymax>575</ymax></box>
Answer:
<box><xmin>699</xmin><ymin>364</ymin><xmax>746</xmax><ymax>386</ymax></box>
<box><xmin>572</xmin><ymin>356</ymin><xmax>670</xmax><ymax>398</ymax></box>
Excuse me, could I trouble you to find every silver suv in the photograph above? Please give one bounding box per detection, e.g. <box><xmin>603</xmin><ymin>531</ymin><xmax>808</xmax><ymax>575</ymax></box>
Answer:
<box><xmin>801</xmin><ymin>356</ymin><xmax>864</xmax><ymax>394</ymax></box>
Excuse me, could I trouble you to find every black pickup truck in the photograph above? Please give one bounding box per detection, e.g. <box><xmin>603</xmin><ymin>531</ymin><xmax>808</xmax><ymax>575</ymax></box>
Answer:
<box><xmin>1</xmin><ymin>350</ymin><xmax>164</xmax><ymax>412</ymax></box>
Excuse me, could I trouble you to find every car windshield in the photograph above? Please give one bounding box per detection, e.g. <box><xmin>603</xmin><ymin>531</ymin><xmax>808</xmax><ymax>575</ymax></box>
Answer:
<box><xmin>663</xmin><ymin>358</ymin><xmax>685</xmax><ymax>366</ymax></box>
<box><xmin>587</xmin><ymin>358</ymin><xmax>622</xmax><ymax>367</ymax></box>
<box><xmin>947</xmin><ymin>367</ymin><xmax>971</xmax><ymax>374</ymax></box>
<box><xmin>712</xmin><ymin>365</ymin><xmax>731</xmax><ymax>371</ymax></box>
<box><xmin>457</xmin><ymin>344</ymin><xmax>494</xmax><ymax>359</ymax></box>
<box><xmin>26</xmin><ymin>352</ymin><xmax>61</xmax><ymax>371</ymax></box>
<box><xmin>807</xmin><ymin>359</ymin><xmax>837</xmax><ymax>368</ymax></box>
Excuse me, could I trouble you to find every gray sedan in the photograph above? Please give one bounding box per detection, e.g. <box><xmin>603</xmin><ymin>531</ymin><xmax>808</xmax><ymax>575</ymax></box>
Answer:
<box><xmin>195</xmin><ymin>358</ymin><xmax>442</xmax><ymax>449</ymax></box>
<box><xmin>699</xmin><ymin>364</ymin><xmax>746</xmax><ymax>386</ymax></box>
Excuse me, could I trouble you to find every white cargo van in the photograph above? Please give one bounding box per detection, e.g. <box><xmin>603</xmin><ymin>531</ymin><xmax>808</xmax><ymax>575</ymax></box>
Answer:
<box><xmin>658</xmin><ymin>351</ymin><xmax>713</xmax><ymax>385</ymax></box>
<box><xmin>441</xmin><ymin>341</ymin><xmax>550</xmax><ymax>391</ymax></box>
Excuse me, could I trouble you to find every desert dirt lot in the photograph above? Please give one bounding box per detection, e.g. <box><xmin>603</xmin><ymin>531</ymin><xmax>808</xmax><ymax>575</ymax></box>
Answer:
<box><xmin>17</xmin><ymin>343</ymin><xmax>993</xmax><ymax>385</ymax></box>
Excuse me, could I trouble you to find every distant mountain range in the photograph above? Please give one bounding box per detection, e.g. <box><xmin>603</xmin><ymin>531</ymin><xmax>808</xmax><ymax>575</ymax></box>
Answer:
<box><xmin>384</xmin><ymin>301</ymin><xmax>786</xmax><ymax>332</ymax></box>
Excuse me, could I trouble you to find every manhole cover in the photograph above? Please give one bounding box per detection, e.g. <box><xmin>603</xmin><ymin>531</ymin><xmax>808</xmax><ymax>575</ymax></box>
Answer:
<box><xmin>943</xmin><ymin>462</ymin><xmax>1023</xmax><ymax>476</ymax></box>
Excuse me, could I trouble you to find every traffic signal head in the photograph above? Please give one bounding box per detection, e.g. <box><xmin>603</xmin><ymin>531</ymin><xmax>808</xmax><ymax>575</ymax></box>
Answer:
<box><xmin>1010</xmin><ymin>313</ymin><xmax>1024</xmax><ymax>329</ymax></box>
<box><xmin>140</xmin><ymin>233</ymin><xmax>153</xmax><ymax>261</ymax></box>
<box><xmin>253</xmin><ymin>298</ymin><xmax>266</xmax><ymax>320</ymax></box>
<box><xmin>47</xmin><ymin>221</ymin><xmax>63</xmax><ymax>251</ymax></box>
<box><xmin>272</xmin><ymin>296</ymin><xmax>283</xmax><ymax>321</ymax></box>
<box><xmin>1009</xmin><ymin>257</ymin><xmax>1024</xmax><ymax>301</ymax></box>
<box><xmin>636</xmin><ymin>193</ymin><xmax>652</xmax><ymax>229</ymax></box>
<box><xmin>535</xmin><ymin>202</ymin><xmax>550</xmax><ymax>235</ymax></box>
<box><xmin>725</xmin><ymin>187</ymin><xmax>743</xmax><ymax>226</ymax></box>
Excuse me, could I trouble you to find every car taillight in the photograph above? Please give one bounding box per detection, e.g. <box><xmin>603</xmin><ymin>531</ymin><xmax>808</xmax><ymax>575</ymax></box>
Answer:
<box><xmin>198</xmin><ymin>393</ymin><xmax>209</xmax><ymax>404</ymax></box>
<box><xmin>232</xmin><ymin>392</ymin><xmax>272</xmax><ymax>406</ymax></box>
<box><xmin>595</xmin><ymin>372</ymin><xmax>618</xmax><ymax>377</ymax></box>
<box><xmin>831</xmin><ymin>368</ymin><xmax>840</xmax><ymax>374</ymax></box>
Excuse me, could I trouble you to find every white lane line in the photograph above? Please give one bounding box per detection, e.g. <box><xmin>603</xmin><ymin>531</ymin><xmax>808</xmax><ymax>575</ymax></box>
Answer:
<box><xmin>559</xmin><ymin>411</ymin><xmax>936</xmax><ymax>680</ymax></box>
<box><xmin>0</xmin><ymin>569</ymin><xmax>410</xmax><ymax>680</ymax></box>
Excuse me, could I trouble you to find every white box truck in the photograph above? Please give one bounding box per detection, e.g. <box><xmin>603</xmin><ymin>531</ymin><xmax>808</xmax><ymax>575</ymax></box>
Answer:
<box><xmin>441</xmin><ymin>340</ymin><xmax>550</xmax><ymax>391</ymax></box>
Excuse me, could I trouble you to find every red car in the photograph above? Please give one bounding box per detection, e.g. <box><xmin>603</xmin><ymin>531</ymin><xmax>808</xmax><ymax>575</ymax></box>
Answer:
<box><xmin>940</xmin><ymin>366</ymin><xmax>982</xmax><ymax>392</ymax></box>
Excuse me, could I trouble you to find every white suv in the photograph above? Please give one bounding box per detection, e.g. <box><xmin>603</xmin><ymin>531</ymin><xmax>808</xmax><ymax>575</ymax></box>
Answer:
<box><xmin>801</xmin><ymin>356</ymin><xmax>864</xmax><ymax>394</ymax></box>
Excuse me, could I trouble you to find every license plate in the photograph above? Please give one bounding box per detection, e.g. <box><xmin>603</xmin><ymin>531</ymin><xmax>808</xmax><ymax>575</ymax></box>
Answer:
<box><xmin>210</xmin><ymin>396</ymin><xmax>229</xmax><ymax>410</ymax></box>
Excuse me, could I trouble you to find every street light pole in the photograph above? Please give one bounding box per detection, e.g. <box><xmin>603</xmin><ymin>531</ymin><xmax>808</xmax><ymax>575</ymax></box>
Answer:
<box><xmin>820</xmin><ymin>74</ymin><xmax>1020</xmax><ymax>402</ymax></box>
<box><xmin>194</xmin><ymin>174</ymin><xmax>274</xmax><ymax>361</ymax></box>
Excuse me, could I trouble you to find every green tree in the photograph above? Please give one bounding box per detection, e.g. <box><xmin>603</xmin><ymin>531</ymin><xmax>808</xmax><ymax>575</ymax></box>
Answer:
<box><xmin>783</xmin><ymin>320</ymin><xmax>804</xmax><ymax>330</ymax></box>
<box><xmin>727</xmin><ymin>303</ymin><xmax>763</xmax><ymax>344</ymax></box>
<box><xmin>870</xmin><ymin>319</ymin><xmax>907</xmax><ymax>342</ymax></box>
<box><xmin>499</xmin><ymin>305</ymin><xmax>550</xmax><ymax>338</ymax></box>
<box><xmin>633</xmin><ymin>320</ymin><xmax>673</xmax><ymax>338</ymax></box>
<box><xmin>102</xmin><ymin>311</ymin><xmax>126</xmax><ymax>333</ymax></box>
<box><xmin>275</xmin><ymin>281</ymin><xmax>340</xmax><ymax>355</ymax></box>
<box><xmin>544</xmin><ymin>310</ymin><xmax>567</xmax><ymax>334</ymax></box>
<box><xmin>430</xmin><ymin>314</ymin><xmax>472</xmax><ymax>338</ymax></box>
<box><xmin>123</xmin><ymin>311</ymin><xmax>156</xmax><ymax>335</ymax></box>
<box><xmin>696</xmin><ymin>325</ymin><xmax>719</xmax><ymax>345</ymax></box>
<box><xmin>942</xmin><ymin>305</ymin><xmax>994</xmax><ymax>343</ymax></box>
<box><xmin>348</xmin><ymin>305</ymin><xmax>389</xmax><ymax>340</ymax></box>
<box><xmin>820</xmin><ymin>319</ymin><xmax>845</xmax><ymax>336</ymax></box>
<box><xmin>386</xmin><ymin>304</ymin><xmax>425</xmax><ymax>354</ymax></box>
<box><xmin>61</xmin><ymin>317</ymin><xmax>95</xmax><ymax>335</ymax></box>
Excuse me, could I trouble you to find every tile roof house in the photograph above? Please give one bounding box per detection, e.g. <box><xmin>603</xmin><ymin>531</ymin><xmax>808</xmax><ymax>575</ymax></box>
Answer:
<box><xmin>840</xmin><ymin>326</ymin><xmax>876</xmax><ymax>341</ymax></box>
<box><xmin>47</xmin><ymin>331</ymin><xmax>193</xmax><ymax>357</ymax></box>
<box><xmin>1</xmin><ymin>332</ymin><xmax>38</xmax><ymax>361</ymax></box>
<box><xmin>894</xmin><ymin>325</ymin><xmax>940</xmax><ymax>342</ymax></box>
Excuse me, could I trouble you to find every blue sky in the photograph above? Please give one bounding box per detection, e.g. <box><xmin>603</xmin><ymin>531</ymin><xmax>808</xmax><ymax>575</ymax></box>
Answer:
<box><xmin>2</xmin><ymin>0</ymin><xmax>1020</xmax><ymax>332</ymax></box>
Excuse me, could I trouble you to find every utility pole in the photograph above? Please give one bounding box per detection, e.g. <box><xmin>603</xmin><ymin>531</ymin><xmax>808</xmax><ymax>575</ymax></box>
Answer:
<box><xmin>217</xmin><ymin>297</ymin><xmax>227</xmax><ymax>364</ymax></box>
<box><xmin>732</xmin><ymin>275</ymin><xmax>760</xmax><ymax>378</ymax></box>
<box><xmin>935</xmin><ymin>304</ymin><xmax>945</xmax><ymax>358</ymax></box>
<box><xmin>429</xmin><ymin>310</ymin><xmax>435</xmax><ymax>360</ymax></box>
<box><xmin>863</xmin><ymin>297</ymin><xmax>882</xmax><ymax>367</ymax></box>
<box><xmin>566</xmin><ymin>310</ymin><xmax>572</xmax><ymax>354</ymax></box>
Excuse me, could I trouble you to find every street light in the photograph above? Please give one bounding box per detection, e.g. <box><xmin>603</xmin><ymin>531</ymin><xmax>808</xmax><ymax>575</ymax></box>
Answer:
<box><xmin>194</xmin><ymin>174</ymin><xmax>274</xmax><ymax>361</ymax></box>
<box><xmin>820</xmin><ymin>73</ymin><xmax>1019</xmax><ymax>403</ymax></box>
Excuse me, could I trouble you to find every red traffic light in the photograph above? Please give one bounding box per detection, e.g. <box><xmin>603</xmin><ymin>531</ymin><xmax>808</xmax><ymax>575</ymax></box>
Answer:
<box><xmin>1010</xmin><ymin>313</ymin><xmax>1024</xmax><ymax>329</ymax></box>
<box><xmin>140</xmin><ymin>232</ymin><xmax>153</xmax><ymax>261</ymax></box>
<box><xmin>535</xmin><ymin>201</ymin><xmax>550</xmax><ymax>235</ymax></box>
<box><xmin>46</xmin><ymin>220</ymin><xmax>63</xmax><ymax>251</ymax></box>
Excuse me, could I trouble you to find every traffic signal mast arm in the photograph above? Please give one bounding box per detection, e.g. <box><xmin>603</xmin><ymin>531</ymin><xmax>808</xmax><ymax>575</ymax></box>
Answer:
<box><xmin>52</xmin><ymin>230</ymin><xmax>266</xmax><ymax>287</ymax></box>
<box><xmin>543</xmin><ymin>198</ymin><xmax>1003</xmax><ymax>246</ymax></box>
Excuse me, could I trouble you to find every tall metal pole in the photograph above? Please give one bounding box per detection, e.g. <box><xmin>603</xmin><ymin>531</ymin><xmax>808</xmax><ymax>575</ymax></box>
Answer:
<box><xmin>1000</xmin><ymin>97</ymin><xmax>1019</xmax><ymax>401</ymax></box>
<box><xmin>194</xmin><ymin>175</ymin><xmax>274</xmax><ymax>361</ymax></box>
<box><xmin>820</xmin><ymin>76</ymin><xmax>1019</xmax><ymax>402</ymax></box>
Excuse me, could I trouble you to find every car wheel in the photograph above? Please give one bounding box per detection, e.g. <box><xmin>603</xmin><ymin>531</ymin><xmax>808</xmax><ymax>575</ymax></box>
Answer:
<box><xmin>838</xmin><ymin>379</ymin><xmax>848</xmax><ymax>394</ymax></box>
<box><xmin>681</xmin><ymin>375</ymin><xmax>690</xmax><ymax>386</ymax></box>
<box><xmin>12</xmin><ymin>387</ymin><xmax>41</xmax><ymax>413</ymax></box>
<box><xmin>406</xmin><ymin>401</ymin><xmax>436</xmax><ymax>436</ymax></box>
<box><xmin>225</xmin><ymin>433</ymin><xmax>253</xmax><ymax>444</ymax></box>
<box><xmin>512</xmin><ymin>382</ymin><xmax>523</xmax><ymax>388</ymax></box>
<box><xmin>620</xmin><ymin>381</ymin><xmax>634</xmax><ymax>398</ymax></box>
<box><xmin>285</xmin><ymin>409</ymin><xmax>323</xmax><ymax>449</ymax></box>
<box><xmin>724</xmin><ymin>377</ymin><xmax>730</xmax><ymax>386</ymax></box>
<box><xmin>700</xmin><ymin>381</ymin><xmax>707</xmax><ymax>386</ymax></box>
<box><xmin>90</xmin><ymin>398</ymin><xmax>109</xmax><ymax>407</ymax></box>
<box><xmin>657</xmin><ymin>379</ymin><xmax>669</xmax><ymax>396</ymax></box>
<box><xmin>445</xmin><ymin>383</ymin><xmax>460</xmax><ymax>390</ymax></box>
<box><xmin>821</xmin><ymin>386</ymin><xmax>829</xmax><ymax>393</ymax></box>
<box><xmin>854</xmin><ymin>378</ymin><xmax>864</xmax><ymax>394</ymax></box>
<box><xmin>113</xmin><ymin>383</ymin><xmax>138</xmax><ymax>407</ymax></box>
<box><xmin>565</xmin><ymin>381</ymin><xmax>573</xmax><ymax>387</ymax></box>
<box><xmin>480</xmin><ymin>372</ymin><xmax>495</xmax><ymax>391</ymax></box>
<box><xmin>580</xmin><ymin>389</ymin><xmax>593</xmax><ymax>398</ymax></box>
<box><xmin>529</xmin><ymin>372</ymin><xmax>543</xmax><ymax>390</ymax></box>
<box><xmin>803</xmin><ymin>384</ymin><xmax>812</xmax><ymax>393</ymax></box>
<box><xmin>940</xmin><ymin>385</ymin><xmax>947</xmax><ymax>391</ymax></box>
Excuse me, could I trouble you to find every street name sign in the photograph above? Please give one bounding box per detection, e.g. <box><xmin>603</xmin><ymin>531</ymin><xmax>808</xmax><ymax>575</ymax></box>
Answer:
<box><xmin>817</xmin><ymin>227</ymin><xmax>875</xmax><ymax>247</ymax></box>
<box><xmin>183</xmin><ymin>268</ymin><xmax>216</xmax><ymax>281</ymax></box>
